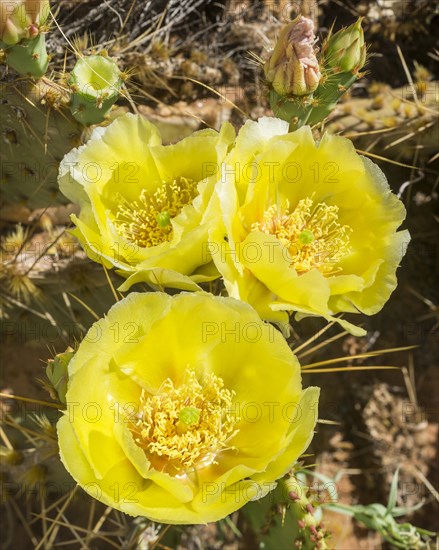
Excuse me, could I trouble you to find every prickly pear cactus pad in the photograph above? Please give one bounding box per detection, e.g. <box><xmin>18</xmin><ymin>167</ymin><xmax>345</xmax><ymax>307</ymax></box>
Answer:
<box><xmin>0</xmin><ymin>80</ymin><xmax>83</xmax><ymax>208</ymax></box>
<box><xmin>1</xmin><ymin>1</ymin><xmax>438</xmax><ymax>548</ymax></box>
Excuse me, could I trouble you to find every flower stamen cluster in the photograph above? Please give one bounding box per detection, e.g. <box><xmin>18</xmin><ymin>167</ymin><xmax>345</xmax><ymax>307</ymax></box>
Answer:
<box><xmin>114</xmin><ymin>176</ymin><xmax>198</xmax><ymax>248</ymax></box>
<box><xmin>252</xmin><ymin>196</ymin><xmax>352</xmax><ymax>275</ymax></box>
<box><xmin>131</xmin><ymin>370</ymin><xmax>239</xmax><ymax>475</ymax></box>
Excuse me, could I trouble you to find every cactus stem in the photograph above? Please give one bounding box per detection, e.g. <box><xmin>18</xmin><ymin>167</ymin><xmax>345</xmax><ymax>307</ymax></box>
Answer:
<box><xmin>1</xmin><ymin>34</ymin><xmax>49</xmax><ymax>78</ymax></box>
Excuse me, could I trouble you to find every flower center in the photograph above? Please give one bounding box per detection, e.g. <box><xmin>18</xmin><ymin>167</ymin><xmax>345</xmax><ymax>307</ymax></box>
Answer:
<box><xmin>114</xmin><ymin>176</ymin><xmax>198</xmax><ymax>248</ymax></box>
<box><xmin>252</xmin><ymin>196</ymin><xmax>352</xmax><ymax>275</ymax></box>
<box><xmin>131</xmin><ymin>371</ymin><xmax>239</xmax><ymax>475</ymax></box>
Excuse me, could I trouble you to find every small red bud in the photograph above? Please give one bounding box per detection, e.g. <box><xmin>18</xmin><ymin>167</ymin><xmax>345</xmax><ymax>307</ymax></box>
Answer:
<box><xmin>28</xmin><ymin>23</ymin><xmax>38</xmax><ymax>37</ymax></box>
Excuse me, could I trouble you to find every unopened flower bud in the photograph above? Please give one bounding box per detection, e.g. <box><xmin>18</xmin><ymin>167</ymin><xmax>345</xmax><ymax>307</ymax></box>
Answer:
<box><xmin>69</xmin><ymin>54</ymin><xmax>123</xmax><ymax>125</ymax></box>
<box><xmin>264</xmin><ymin>16</ymin><xmax>321</xmax><ymax>97</ymax></box>
<box><xmin>0</xmin><ymin>0</ymin><xmax>49</xmax><ymax>45</ymax></box>
<box><xmin>2</xmin><ymin>17</ymin><xmax>20</xmax><ymax>44</ymax></box>
<box><xmin>46</xmin><ymin>347</ymin><xmax>74</xmax><ymax>405</ymax></box>
<box><xmin>303</xmin><ymin>512</ymin><xmax>318</xmax><ymax>527</ymax></box>
<box><xmin>284</xmin><ymin>476</ymin><xmax>309</xmax><ymax>506</ymax></box>
<box><xmin>326</xmin><ymin>18</ymin><xmax>366</xmax><ymax>73</ymax></box>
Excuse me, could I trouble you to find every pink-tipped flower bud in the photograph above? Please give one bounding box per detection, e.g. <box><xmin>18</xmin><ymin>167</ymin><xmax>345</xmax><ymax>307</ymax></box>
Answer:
<box><xmin>264</xmin><ymin>16</ymin><xmax>321</xmax><ymax>97</ymax></box>
<box><xmin>326</xmin><ymin>17</ymin><xmax>366</xmax><ymax>73</ymax></box>
<box><xmin>0</xmin><ymin>0</ymin><xmax>49</xmax><ymax>45</ymax></box>
<box><xmin>284</xmin><ymin>476</ymin><xmax>309</xmax><ymax>507</ymax></box>
<box><xmin>28</xmin><ymin>22</ymin><xmax>38</xmax><ymax>37</ymax></box>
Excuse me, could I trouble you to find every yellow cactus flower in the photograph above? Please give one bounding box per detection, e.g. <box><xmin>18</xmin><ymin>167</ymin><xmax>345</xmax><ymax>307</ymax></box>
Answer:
<box><xmin>58</xmin><ymin>113</ymin><xmax>235</xmax><ymax>291</ymax></box>
<box><xmin>57</xmin><ymin>292</ymin><xmax>319</xmax><ymax>524</ymax></box>
<box><xmin>208</xmin><ymin>118</ymin><xmax>410</xmax><ymax>335</ymax></box>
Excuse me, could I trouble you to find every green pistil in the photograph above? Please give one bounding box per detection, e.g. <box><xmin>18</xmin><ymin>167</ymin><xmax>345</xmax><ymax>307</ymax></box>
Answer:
<box><xmin>156</xmin><ymin>211</ymin><xmax>171</xmax><ymax>228</ymax></box>
<box><xmin>299</xmin><ymin>229</ymin><xmax>315</xmax><ymax>245</ymax></box>
<box><xmin>178</xmin><ymin>406</ymin><xmax>201</xmax><ymax>427</ymax></box>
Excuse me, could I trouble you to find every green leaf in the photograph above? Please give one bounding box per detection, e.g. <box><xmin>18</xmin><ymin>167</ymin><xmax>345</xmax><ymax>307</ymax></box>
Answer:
<box><xmin>387</xmin><ymin>467</ymin><xmax>400</xmax><ymax>512</ymax></box>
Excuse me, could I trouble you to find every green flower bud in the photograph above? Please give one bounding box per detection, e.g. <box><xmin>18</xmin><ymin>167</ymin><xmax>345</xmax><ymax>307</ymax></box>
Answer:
<box><xmin>264</xmin><ymin>16</ymin><xmax>321</xmax><ymax>97</ymax></box>
<box><xmin>24</xmin><ymin>0</ymin><xmax>49</xmax><ymax>23</ymax></box>
<box><xmin>0</xmin><ymin>0</ymin><xmax>50</xmax><ymax>77</ymax></box>
<box><xmin>2</xmin><ymin>17</ymin><xmax>21</xmax><ymax>45</ymax></box>
<box><xmin>69</xmin><ymin>54</ymin><xmax>123</xmax><ymax>125</ymax></box>
<box><xmin>326</xmin><ymin>18</ymin><xmax>366</xmax><ymax>73</ymax></box>
<box><xmin>46</xmin><ymin>347</ymin><xmax>75</xmax><ymax>405</ymax></box>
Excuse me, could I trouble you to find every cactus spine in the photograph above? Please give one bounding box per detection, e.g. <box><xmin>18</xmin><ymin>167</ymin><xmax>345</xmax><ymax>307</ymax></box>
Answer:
<box><xmin>0</xmin><ymin>80</ymin><xmax>84</xmax><ymax>208</ymax></box>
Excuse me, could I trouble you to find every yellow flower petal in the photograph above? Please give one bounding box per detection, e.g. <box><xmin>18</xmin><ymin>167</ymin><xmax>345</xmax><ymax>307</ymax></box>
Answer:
<box><xmin>58</xmin><ymin>292</ymin><xmax>318</xmax><ymax>524</ymax></box>
<box><xmin>212</xmin><ymin>117</ymin><xmax>410</xmax><ymax>333</ymax></box>
<box><xmin>252</xmin><ymin>386</ymin><xmax>320</xmax><ymax>483</ymax></box>
<box><xmin>59</xmin><ymin>113</ymin><xmax>235</xmax><ymax>290</ymax></box>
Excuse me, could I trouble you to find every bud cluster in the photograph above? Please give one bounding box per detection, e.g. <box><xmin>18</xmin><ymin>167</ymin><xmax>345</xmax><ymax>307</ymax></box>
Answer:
<box><xmin>0</xmin><ymin>0</ymin><xmax>49</xmax><ymax>45</ymax></box>
<box><xmin>284</xmin><ymin>476</ymin><xmax>330</xmax><ymax>549</ymax></box>
<box><xmin>264</xmin><ymin>16</ymin><xmax>367</xmax><ymax>130</ymax></box>
<box><xmin>0</xmin><ymin>0</ymin><xmax>50</xmax><ymax>77</ymax></box>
